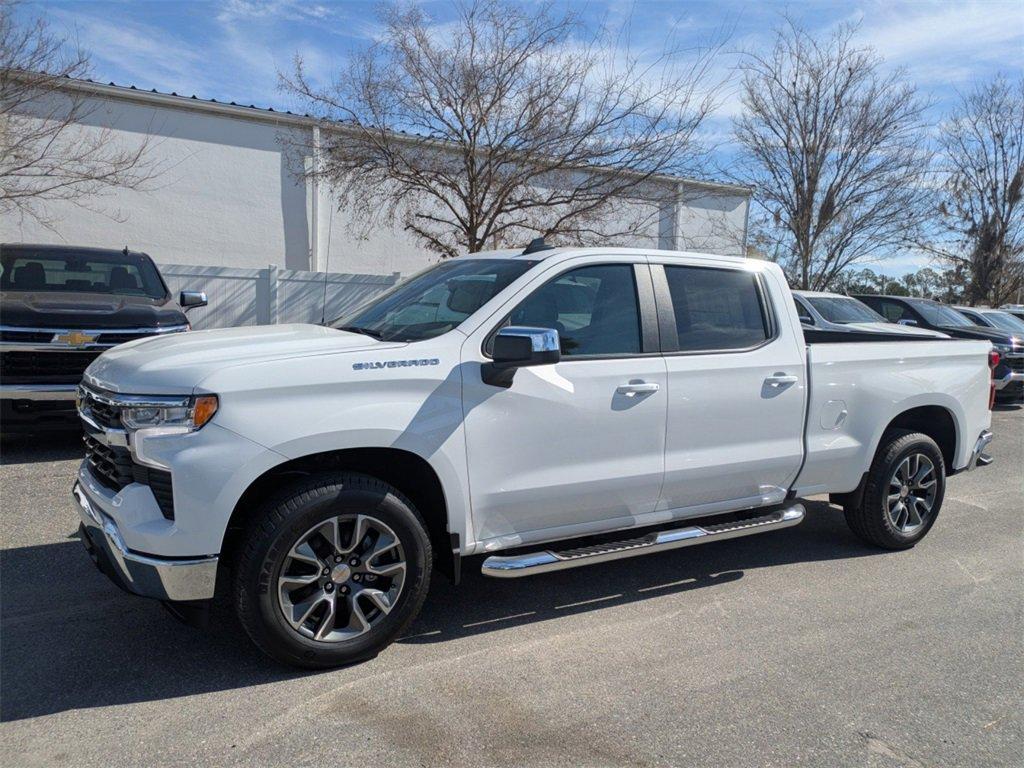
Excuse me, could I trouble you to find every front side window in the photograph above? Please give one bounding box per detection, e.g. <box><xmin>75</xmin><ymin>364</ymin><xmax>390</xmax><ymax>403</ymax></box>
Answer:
<box><xmin>334</xmin><ymin>258</ymin><xmax>535</xmax><ymax>342</ymax></box>
<box><xmin>664</xmin><ymin>266</ymin><xmax>769</xmax><ymax>352</ymax></box>
<box><xmin>0</xmin><ymin>249</ymin><xmax>168</xmax><ymax>299</ymax></box>
<box><xmin>503</xmin><ymin>264</ymin><xmax>642</xmax><ymax>356</ymax></box>
<box><xmin>807</xmin><ymin>296</ymin><xmax>886</xmax><ymax>324</ymax></box>
<box><xmin>876</xmin><ymin>299</ymin><xmax>913</xmax><ymax>323</ymax></box>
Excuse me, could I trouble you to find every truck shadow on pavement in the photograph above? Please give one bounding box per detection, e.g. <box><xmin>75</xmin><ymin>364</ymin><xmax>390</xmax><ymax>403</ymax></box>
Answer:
<box><xmin>400</xmin><ymin>505</ymin><xmax>873</xmax><ymax>644</ymax></box>
<box><xmin>0</xmin><ymin>501</ymin><xmax>880</xmax><ymax>722</ymax></box>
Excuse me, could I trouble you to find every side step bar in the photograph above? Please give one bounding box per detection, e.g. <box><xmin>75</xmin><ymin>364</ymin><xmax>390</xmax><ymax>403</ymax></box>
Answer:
<box><xmin>481</xmin><ymin>504</ymin><xmax>805</xmax><ymax>578</ymax></box>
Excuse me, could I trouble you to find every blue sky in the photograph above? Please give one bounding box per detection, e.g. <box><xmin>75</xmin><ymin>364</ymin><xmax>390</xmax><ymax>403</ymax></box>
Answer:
<box><xmin>19</xmin><ymin>0</ymin><xmax>1024</xmax><ymax>275</ymax></box>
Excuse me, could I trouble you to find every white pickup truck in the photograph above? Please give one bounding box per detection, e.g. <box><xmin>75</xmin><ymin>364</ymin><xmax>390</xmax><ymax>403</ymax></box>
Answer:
<box><xmin>74</xmin><ymin>245</ymin><xmax>995</xmax><ymax>668</ymax></box>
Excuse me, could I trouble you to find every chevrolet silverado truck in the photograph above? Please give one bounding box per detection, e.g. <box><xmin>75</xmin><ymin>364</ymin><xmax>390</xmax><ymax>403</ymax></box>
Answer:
<box><xmin>73</xmin><ymin>245</ymin><xmax>995</xmax><ymax>668</ymax></box>
<box><xmin>1</xmin><ymin>244</ymin><xmax>207</xmax><ymax>430</ymax></box>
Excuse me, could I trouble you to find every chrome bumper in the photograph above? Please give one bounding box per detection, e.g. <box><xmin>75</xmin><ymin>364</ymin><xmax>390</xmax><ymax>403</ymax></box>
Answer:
<box><xmin>993</xmin><ymin>369</ymin><xmax>1024</xmax><ymax>390</ymax></box>
<box><xmin>73</xmin><ymin>482</ymin><xmax>218</xmax><ymax>601</ymax></box>
<box><xmin>967</xmin><ymin>430</ymin><xmax>994</xmax><ymax>471</ymax></box>
<box><xmin>1</xmin><ymin>383</ymin><xmax>79</xmax><ymax>400</ymax></box>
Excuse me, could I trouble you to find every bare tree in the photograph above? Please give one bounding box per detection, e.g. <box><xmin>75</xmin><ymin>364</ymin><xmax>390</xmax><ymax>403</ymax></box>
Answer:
<box><xmin>282</xmin><ymin>0</ymin><xmax>725</xmax><ymax>257</ymax></box>
<box><xmin>733</xmin><ymin>20</ymin><xmax>932</xmax><ymax>290</ymax></box>
<box><xmin>928</xmin><ymin>75</ymin><xmax>1024</xmax><ymax>306</ymax></box>
<box><xmin>0</xmin><ymin>0</ymin><xmax>155</xmax><ymax>226</ymax></box>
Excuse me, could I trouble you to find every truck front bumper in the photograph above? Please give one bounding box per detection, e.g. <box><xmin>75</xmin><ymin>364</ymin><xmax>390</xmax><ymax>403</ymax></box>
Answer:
<box><xmin>74</xmin><ymin>481</ymin><xmax>218</xmax><ymax>601</ymax></box>
<box><xmin>1</xmin><ymin>384</ymin><xmax>80</xmax><ymax>429</ymax></box>
<box><xmin>0</xmin><ymin>383</ymin><xmax>79</xmax><ymax>400</ymax></box>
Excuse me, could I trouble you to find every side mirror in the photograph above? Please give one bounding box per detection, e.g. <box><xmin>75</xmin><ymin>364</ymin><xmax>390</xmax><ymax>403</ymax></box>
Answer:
<box><xmin>180</xmin><ymin>290</ymin><xmax>208</xmax><ymax>310</ymax></box>
<box><xmin>482</xmin><ymin>326</ymin><xmax>560</xmax><ymax>387</ymax></box>
<box><xmin>798</xmin><ymin>314</ymin><xmax>813</xmax><ymax>325</ymax></box>
<box><xmin>897</xmin><ymin>318</ymin><xmax>917</xmax><ymax>326</ymax></box>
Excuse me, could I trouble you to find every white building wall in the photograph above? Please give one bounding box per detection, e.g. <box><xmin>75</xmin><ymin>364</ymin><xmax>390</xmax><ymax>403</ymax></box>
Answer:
<box><xmin>1</xmin><ymin>82</ymin><xmax>751</xmax><ymax>277</ymax></box>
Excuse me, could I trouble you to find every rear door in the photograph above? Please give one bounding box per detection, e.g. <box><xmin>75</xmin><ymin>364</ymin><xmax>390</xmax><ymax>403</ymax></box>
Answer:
<box><xmin>651</xmin><ymin>259</ymin><xmax>806</xmax><ymax>516</ymax></box>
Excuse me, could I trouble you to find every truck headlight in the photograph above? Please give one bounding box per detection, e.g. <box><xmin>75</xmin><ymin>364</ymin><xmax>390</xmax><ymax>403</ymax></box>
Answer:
<box><xmin>121</xmin><ymin>394</ymin><xmax>218</xmax><ymax>432</ymax></box>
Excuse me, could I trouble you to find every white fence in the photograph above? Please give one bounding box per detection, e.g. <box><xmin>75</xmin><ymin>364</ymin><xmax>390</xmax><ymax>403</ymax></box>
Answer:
<box><xmin>160</xmin><ymin>264</ymin><xmax>401</xmax><ymax>330</ymax></box>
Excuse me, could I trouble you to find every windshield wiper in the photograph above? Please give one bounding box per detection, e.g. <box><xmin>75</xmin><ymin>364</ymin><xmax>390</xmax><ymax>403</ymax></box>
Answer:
<box><xmin>335</xmin><ymin>325</ymin><xmax>384</xmax><ymax>340</ymax></box>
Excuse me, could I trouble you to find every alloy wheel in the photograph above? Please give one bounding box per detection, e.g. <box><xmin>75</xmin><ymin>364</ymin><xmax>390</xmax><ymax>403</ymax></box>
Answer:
<box><xmin>886</xmin><ymin>453</ymin><xmax>938</xmax><ymax>534</ymax></box>
<box><xmin>277</xmin><ymin>514</ymin><xmax>407</xmax><ymax>642</ymax></box>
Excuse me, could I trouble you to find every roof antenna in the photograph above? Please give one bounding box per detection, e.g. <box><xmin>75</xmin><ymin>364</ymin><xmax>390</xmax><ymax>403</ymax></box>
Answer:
<box><xmin>122</xmin><ymin>245</ymin><xmax>129</xmax><ymax>255</ymax></box>
<box><xmin>522</xmin><ymin>237</ymin><xmax>554</xmax><ymax>255</ymax></box>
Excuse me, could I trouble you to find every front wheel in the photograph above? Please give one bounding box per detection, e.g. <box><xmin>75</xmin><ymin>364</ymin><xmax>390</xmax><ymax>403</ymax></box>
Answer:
<box><xmin>234</xmin><ymin>472</ymin><xmax>432</xmax><ymax>668</ymax></box>
<box><xmin>843</xmin><ymin>429</ymin><xmax>946</xmax><ymax>550</ymax></box>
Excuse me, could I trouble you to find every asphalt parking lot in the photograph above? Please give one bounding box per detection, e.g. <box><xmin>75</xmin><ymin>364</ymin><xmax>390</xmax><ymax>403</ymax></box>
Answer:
<box><xmin>1</xmin><ymin>408</ymin><xmax>1021</xmax><ymax>767</ymax></box>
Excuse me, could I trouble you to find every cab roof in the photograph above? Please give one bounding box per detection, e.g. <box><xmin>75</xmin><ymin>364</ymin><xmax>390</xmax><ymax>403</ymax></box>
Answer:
<box><xmin>451</xmin><ymin>245</ymin><xmax>747</xmax><ymax>262</ymax></box>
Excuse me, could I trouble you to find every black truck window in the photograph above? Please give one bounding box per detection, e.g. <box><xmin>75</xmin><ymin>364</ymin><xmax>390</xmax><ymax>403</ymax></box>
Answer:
<box><xmin>0</xmin><ymin>249</ymin><xmax>168</xmax><ymax>300</ymax></box>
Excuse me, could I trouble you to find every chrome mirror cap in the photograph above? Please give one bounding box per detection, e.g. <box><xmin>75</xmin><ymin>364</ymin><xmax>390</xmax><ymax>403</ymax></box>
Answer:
<box><xmin>498</xmin><ymin>326</ymin><xmax>560</xmax><ymax>353</ymax></box>
<box><xmin>180</xmin><ymin>290</ymin><xmax>208</xmax><ymax>309</ymax></box>
<box><xmin>483</xmin><ymin>326</ymin><xmax>561</xmax><ymax>388</ymax></box>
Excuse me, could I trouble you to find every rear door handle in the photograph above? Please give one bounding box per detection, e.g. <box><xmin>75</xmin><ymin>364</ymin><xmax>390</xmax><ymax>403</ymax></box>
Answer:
<box><xmin>616</xmin><ymin>382</ymin><xmax>660</xmax><ymax>397</ymax></box>
<box><xmin>765</xmin><ymin>373</ymin><xmax>799</xmax><ymax>387</ymax></box>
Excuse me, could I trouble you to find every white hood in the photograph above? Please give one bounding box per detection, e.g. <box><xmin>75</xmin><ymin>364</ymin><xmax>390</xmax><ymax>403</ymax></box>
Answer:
<box><xmin>84</xmin><ymin>324</ymin><xmax>396</xmax><ymax>394</ymax></box>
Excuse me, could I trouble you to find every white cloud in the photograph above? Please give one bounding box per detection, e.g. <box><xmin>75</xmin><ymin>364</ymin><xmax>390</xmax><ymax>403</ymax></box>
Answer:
<box><xmin>851</xmin><ymin>1</ymin><xmax>1024</xmax><ymax>84</ymax></box>
<box><xmin>50</xmin><ymin>10</ymin><xmax>213</xmax><ymax>95</ymax></box>
<box><xmin>216</xmin><ymin>0</ymin><xmax>344</xmax><ymax>25</ymax></box>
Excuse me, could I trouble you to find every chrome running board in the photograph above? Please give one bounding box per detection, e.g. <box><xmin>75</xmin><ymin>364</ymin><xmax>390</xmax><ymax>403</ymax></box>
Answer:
<box><xmin>481</xmin><ymin>504</ymin><xmax>806</xmax><ymax>578</ymax></box>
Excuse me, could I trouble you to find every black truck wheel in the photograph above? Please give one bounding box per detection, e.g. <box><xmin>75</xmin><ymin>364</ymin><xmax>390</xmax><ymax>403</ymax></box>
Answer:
<box><xmin>234</xmin><ymin>472</ymin><xmax>432</xmax><ymax>669</ymax></box>
<box><xmin>843</xmin><ymin>429</ymin><xmax>946</xmax><ymax>550</ymax></box>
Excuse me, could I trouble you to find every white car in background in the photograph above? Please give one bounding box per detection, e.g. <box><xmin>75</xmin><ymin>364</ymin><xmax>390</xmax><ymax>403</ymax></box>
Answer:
<box><xmin>793</xmin><ymin>291</ymin><xmax>949</xmax><ymax>338</ymax></box>
<box><xmin>954</xmin><ymin>306</ymin><xmax>1024</xmax><ymax>338</ymax></box>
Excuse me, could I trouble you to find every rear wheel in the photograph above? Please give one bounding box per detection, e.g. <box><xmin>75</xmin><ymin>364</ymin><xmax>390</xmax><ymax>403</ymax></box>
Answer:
<box><xmin>234</xmin><ymin>472</ymin><xmax>432</xmax><ymax>668</ymax></box>
<box><xmin>843</xmin><ymin>429</ymin><xmax>946</xmax><ymax>550</ymax></box>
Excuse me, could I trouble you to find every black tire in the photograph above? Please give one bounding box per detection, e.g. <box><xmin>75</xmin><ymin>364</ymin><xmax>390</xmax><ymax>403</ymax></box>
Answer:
<box><xmin>843</xmin><ymin>429</ymin><xmax>946</xmax><ymax>550</ymax></box>
<box><xmin>234</xmin><ymin>472</ymin><xmax>432</xmax><ymax>669</ymax></box>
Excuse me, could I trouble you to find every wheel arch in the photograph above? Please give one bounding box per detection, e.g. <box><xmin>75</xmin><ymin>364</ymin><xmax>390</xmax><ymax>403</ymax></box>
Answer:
<box><xmin>220</xmin><ymin>447</ymin><xmax>458</xmax><ymax>582</ymax></box>
<box><xmin>832</xmin><ymin>402</ymin><xmax>959</xmax><ymax>510</ymax></box>
<box><xmin>881</xmin><ymin>404</ymin><xmax>958</xmax><ymax>471</ymax></box>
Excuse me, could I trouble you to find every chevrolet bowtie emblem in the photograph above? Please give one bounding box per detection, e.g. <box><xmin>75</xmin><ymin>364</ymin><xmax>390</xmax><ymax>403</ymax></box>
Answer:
<box><xmin>54</xmin><ymin>331</ymin><xmax>98</xmax><ymax>347</ymax></box>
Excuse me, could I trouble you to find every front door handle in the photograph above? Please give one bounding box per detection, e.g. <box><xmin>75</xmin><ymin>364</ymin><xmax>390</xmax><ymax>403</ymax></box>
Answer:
<box><xmin>616</xmin><ymin>382</ymin><xmax>660</xmax><ymax>397</ymax></box>
<box><xmin>765</xmin><ymin>373</ymin><xmax>799</xmax><ymax>387</ymax></box>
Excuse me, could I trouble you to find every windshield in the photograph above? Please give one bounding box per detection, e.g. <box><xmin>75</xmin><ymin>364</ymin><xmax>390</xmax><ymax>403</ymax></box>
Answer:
<box><xmin>981</xmin><ymin>310</ymin><xmax>1024</xmax><ymax>334</ymax></box>
<box><xmin>0</xmin><ymin>248</ymin><xmax>169</xmax><ymax>300</ymax></box>
<box><xmin>806</xmin><ymin>296</ymin><xmax>885</xmax><ymax>324</ymax></box>
<box><xmin>910</xmin><ymin>299</ymin><xmax>974</xmax><ymax>327</ymax></box>
<box><xmin>333</xmin><ymin>258</ymin><xmax>536</xmax><ymax>342</ymax></box>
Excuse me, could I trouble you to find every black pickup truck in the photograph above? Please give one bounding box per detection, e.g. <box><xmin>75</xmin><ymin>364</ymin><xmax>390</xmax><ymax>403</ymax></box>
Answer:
<box><xmin>854</xmin><ymin>294</ymin><xmax>1024</xmax><ymax>405</ymax></box>
<box><xmin>1</xmin><ymin>244</ymin><xmax>207</xmax><ymax>430</ymax></box>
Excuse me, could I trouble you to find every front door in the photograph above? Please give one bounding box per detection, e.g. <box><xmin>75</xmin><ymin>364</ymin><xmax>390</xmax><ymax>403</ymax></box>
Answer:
<box><xmin>461</xmin><ymin>259</ymin><xmax>667</xmax><ymax>549</ymax></box>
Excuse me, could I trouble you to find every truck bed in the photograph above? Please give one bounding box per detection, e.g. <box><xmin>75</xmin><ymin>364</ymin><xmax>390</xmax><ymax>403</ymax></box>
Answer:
<box><xmin>793</xmin><ymin>339</ymin><xmax>992</xmax><ymax>497</ymax></box>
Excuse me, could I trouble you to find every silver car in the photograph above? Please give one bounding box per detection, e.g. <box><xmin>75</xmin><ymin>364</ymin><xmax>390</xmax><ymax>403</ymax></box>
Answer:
<box><xmin>792</xmin><ymin>291</ymin><xmax>948</xmax><ymax>338</ymax></box>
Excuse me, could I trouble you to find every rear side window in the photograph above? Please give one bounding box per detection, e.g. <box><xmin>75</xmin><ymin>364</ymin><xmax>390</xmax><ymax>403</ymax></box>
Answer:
<box><xmin>664</xmin><ymin>266</ymin><xmax>769</xmax><ymax>352</ymax></box>
<box><xmin>793</xmin><ymin>296</ymin><xmax>814</xmax><ymax>324</ymax></box>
